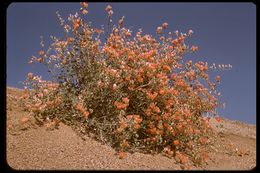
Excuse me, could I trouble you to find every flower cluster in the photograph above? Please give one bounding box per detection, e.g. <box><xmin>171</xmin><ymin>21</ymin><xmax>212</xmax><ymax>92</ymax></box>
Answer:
<box><xmin>23</xmin><ymin>3</ymin><xmax>230</xmax><ymax>168</ymax></box>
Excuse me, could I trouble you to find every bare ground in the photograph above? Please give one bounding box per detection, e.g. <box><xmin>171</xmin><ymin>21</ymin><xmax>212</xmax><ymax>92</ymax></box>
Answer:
<box><xmin>6</xmin><ymin>87</ymin><xmax>256</xmax><ymax>170</ymax></box>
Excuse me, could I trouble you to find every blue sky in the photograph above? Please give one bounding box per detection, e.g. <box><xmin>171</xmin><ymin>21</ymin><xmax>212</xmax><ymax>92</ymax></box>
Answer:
<box><xmin>7</xmin><ymin>3</ymin><xmax>256</xmax><ymax>124</ymax></box>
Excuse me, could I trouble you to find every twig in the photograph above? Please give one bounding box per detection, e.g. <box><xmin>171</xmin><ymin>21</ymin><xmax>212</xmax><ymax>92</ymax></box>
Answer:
<box><xmin>136</xmin><ymin>81</ymin><xmax>152</xmax><ymax>90</ymax></box>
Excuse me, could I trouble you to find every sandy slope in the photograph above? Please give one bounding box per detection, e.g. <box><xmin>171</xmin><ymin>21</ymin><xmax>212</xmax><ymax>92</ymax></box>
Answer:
<box><xmin>6</xmin><ymin>87</ymin><xmax>256</xmax><ymax>170</ymax></box>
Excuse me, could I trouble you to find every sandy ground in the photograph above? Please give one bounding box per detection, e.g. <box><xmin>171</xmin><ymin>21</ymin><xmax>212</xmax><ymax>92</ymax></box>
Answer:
<box><xmin>6</xmin><ymin>87</ymin><xmax>256</xmax><ymax>170</ymax></box>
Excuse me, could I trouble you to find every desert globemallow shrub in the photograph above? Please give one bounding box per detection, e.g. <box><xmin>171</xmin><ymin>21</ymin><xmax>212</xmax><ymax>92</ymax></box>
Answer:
<box><xmin>22</xmin><ymin>2</ymin><xmax>231</xmax><ymax>167</ymax></box>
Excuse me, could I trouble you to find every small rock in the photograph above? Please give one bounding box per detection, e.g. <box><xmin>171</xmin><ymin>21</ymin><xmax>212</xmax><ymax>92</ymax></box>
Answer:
<box><xmin>7</xmin><ymin>124</ymin><xmax>13</xmax><ymax>129</ymax></box>
<box><xmin>237</xmin><ymin>149</ymin><xmax>250</xmax><ymax>156</ymax></box>
<box><xmin>20</xmin><ymin>117</ymin><xmax>29</xmax><ymax>124</ymax></box>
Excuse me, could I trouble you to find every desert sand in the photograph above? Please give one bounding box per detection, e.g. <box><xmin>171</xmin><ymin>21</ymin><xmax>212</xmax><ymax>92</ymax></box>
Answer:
<box><xmin>6</xmin><ymin>87</ymin><xmax>256</xmax><ymax>170</ymax></box>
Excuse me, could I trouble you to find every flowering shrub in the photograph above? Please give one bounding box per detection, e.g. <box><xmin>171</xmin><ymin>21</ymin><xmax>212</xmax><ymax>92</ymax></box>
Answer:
<box><xmin>23</xmin><ymin>3</ymin><xmax>231</xmax><ymax>167</ymax></box>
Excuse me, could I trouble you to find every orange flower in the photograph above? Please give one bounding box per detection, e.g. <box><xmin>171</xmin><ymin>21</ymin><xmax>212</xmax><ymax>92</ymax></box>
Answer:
<box><xmin>191</xmin><ymin>45</ymin><xmax>199</xmax><ymax>52</ymax></box>
<box><xmin>27</xmin><ymin>72</ymin><xmax>33</xmax><ymax>79</ymax></box>
<box><xmin>186</xmin><ymin>127</ymin><xmax>193</xmax><ymax>135</ymax></box>
<box><xmin>46</xmin><ymin>100</ymin><xmax>54</xmax><ymax>108</ymax></box>
<box><xmin>173</xmin><ymin>139</ymin><xmax>180</xmax><ymax>146</ymax></box>
<box><xmin>127</xmin><ymin>55</ymin><xmax>135</xmax><ymax>61</ymax></box>
<box><xmin>83</xmin><ymin>111</ymin><xmax>90</xmax><ymax>118</ymax></box>
<box><xmin>119</xmin><ymin>121</ymin><xmax>127</xmax><ymax>129</ymax></box>
<box><xmin>185</xmin><ymin>60</ymin><xmax>192</xmax><ymax>67</ymax></box>
<box><xmin>127</xmin><ymin>114</ymin><xmax>141</xmax><ymax>122</ymax></box>
<box><xmin>75</xmin><ymin>103</ymin><xmax>84</xmax><ymax>111</ymax></box>
<box><xmin>186</xmin><ymin>70</ymin><xmax>196</xmax><ymax>80</ymax></box>
<box><xmin>151</xmin><ymin>137</ymin><xmax>157</xmax><ymax>142</ymax></box>
<box><xmin>159</xmin><ymin>88</ymin><xmax>166</xmax><ymax>95</ymax></box>
<box><xmin>122</xmin><ymin>97</ymin><xmax>129</xmax><ymax>104</ymax></box>
<box><xmin>178</xmin><ymin>35</ymin><xmax>185</xmax><ymax>43</ymax></box>
<box><xmin>154</xmin><ymin>115</ymin><xmax>160</xmax><ymax>121</ymax></box>
<box><xmin>146</xmin><ymin>72</ymin><xmax>153</xmax><ymax>79</ymax></box>
<box><xmin>107</xmin><ymin>7</ymin><xmax>113</xmax><ymax>17</ymax></box>
<box><xmin>52</xmin><ymin>117</ymin><xmax>60</xmax><ymax>125</ymax></box>
<box><xmin>173</xmin><ymin>39</ymin><xmax>179</xmax><ymax>45</ymax></box>
<box><xmin>176</xmin><ymin>124</ymin><xmax>183</xmax><ymax>131</ymax></box>
<box><xmin>125</xmin><ymin>75</ymin><xmax>131</xmax><ymax>81</ymax></box>
<box><xmin>125</xmin><ymin>31</ymin><xmax>131</xmax><ymax>37</ymax></box>
<box><xmin>163</xmin><ymin>122</ymin><xmax>170</xmax><ymax>129</ymax></box>
<box><xmin>38</xmin><ymin>50</ymin><xmax>45</xmax><ymax>56</ymax></box>
<box><xmin>93</xmin><ymin>28</ymin><xmax>102</xmax><ymax>34</ymax></box>
<box><xmin>73</xmin><ymin>18</ymin><xmax>81</xmax><ymax>31</ymax></box>
<box><xmin>162</xmin><ymin>22</ymin><xmax>169</xmax><ymax>29</ymax></box>
<box><xmin>175</xmin><ymin>152</ymin><xmax>188</xmax><ymax>164</ymax></box>
<box><xmin>81</xmin><ymin>9</ymin><xmax>88</xmax><ymax>15</ymax></box>
<box><xmin>149</xmin><ymin>50</ymin><xmax>157</xmax><ymax>57</ymax></box>
<box><xmin>170</xmin><ymin>130</ymin><xmax>176</xmax><ymax>137</ymax></box>
<box><xmin>153</xmin><ymin>106</ymin><xmax>161</xmax><ymax>113</ymax></box>
<box><xmin>54</xmin><ymin>96</ymin><xmax>62</xmax><ymax>105</ymax></box>
<box><xmin>156</xmin><ymin>26</ymin><xmax>163</xmax><ymax>34</ymax></box>
<box><xmin>149</xmin><ymin>127</ymin><xmax>157</xmax><ymax>135</ymax></box>
<box><xmin>163</xmin><ymin>113</ymin><xmax>171</xmax><ymax>120</ymax></box>
<box><xmin>215</xmin><ymin>116</ymin><xmax>221</xmax><ymax>122</ymax></box>
<box><xmin>147</xmin><ymin>92</ymin><xmax>158</xmax><ymax>101</ymax></box>
<box><xmin>156</xmin><ymin>73</ymin><xmax>163</xmax><ymax>78</ymax></box>
<box><xmin>174</xmin><ymin>115</ymin><xmax>182</xmax><ymax>121</ymax></box>
<box><xmin>105</xmin><ymin>5</ymin><xmax>112</xmax><ymax>12</ymax></box>
<box><xmin>160</xmin><ymin>36</ymin><xmax>165</xmax><ymax>41</ymax></box>
<box><xmin>188</xmin><ymin>29</ymin><xmax>193</xmax><ymax>35</ymax></box>
<box><xmin>135</xmin><ymin>117</ymin><xmax>142</xmax><ymax>124</ymax></box>
<box><xmin>37</xmin><ymin>58</ymin><xmax>44</xmax><ymax>63</ymax></box>
<box><xmin>149</xmin><ymin>103</ymin><xmax>157</xmax><ymax>112</ymax></box>
<box><xmin>67</xmin><ymin>37</ymin><xmax>74</xmax><ymax>43</ymax></box>
<box><xmin>137</xmin><ymin>75</ymin><xmax>144</xmax><ymax>83</ymax></box>
<box><xmin>164</xmin><ymin>99</ymin><xmax>174</xmax><ymax>107</ymax></box>
<box><xmin>114</xmin><ymin>101</ymin><xmax>128</xmax><ymax>109</ymax></box>
<box><xmin>194</xmin><ymin>129</ymin><xmax>201</xmax><ymax>135</ymax></box>
<box><xmin>117</xmin><ymin>151</ymin><xmax>127</xmax><ymax>159</ymax></box>
<box><xmin>199</xmin><ymin>137</ymin><xmax>208</xmax><ymax>145</ymax></box>
<box><xmin>126</xmin><ymin>114</ymin><xmax>133</xmax><ymax>120</ymax></box>
<box><xmin>158</xmin><ymin>130</ymin><xmax>164</xmax><ymax>135</ymax></box>
<box><xmin>145</xmin><ymin>108</ymin><xmax>152</xmax><ymax>116</ymax></box>
<box><xmin>84</xmin><ymin>29</ymin><xmax>92</xmax><ymax>38</ymax></box>
<box><xmin>116</xmin><ymin>127</ymin><xmax>123</xmax><ymax>133</ymax></box>
<box><xmin>202</xmin><ymin>152</ymin><xmax>209</xmax><ymax>162</ymax></box>
<box><xmin>215</xmin><ymin>75</ymin><xmax>221</xmax><ymax>83</ymax></box>
<box><xmin>180</xmin><ymin>155</ymin><xmax>189</xmax><ymax>164</ymax></box>
<box><xmin>170</xmin><ymin>73</ymin><xmax>178</xmax><ymax>81</ymax></box>
<box><xmin>162</xmin><ymin>65</ymin><xmax>171</xmax><ymax>72</ymax></box>
<box><xmin>132</xmin><ymin>124</ymin><xmax>141</xmax><ymax>130</ymax></box>
<box><xmin>80</xmin><ymin>2</ymin><xmax>88</xmax><ymax>8</ymax></box>
<box><xmin>120</xmin><ymin>139</ymin><xmax>130</xmax><ymax>148</ymax></box>
<box><xmin>118</xmin><ymin>17</ymin><xmax>124</xmax><ymax>28</ymax></box>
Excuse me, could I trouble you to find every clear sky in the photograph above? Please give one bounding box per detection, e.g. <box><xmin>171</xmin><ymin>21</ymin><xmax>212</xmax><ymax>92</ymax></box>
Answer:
<box><xmin>7</xmin><ymin>3</ymin><xmax>256</xmax><ymax>124</ymax></box>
